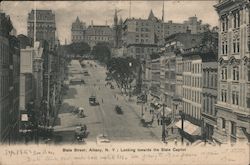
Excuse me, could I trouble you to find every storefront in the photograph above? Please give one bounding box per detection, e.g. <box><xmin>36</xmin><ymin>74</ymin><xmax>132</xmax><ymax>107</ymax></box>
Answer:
<box><xmin>175</xmin><ymin>119</ymin><xmax>202</xmax><ymax>143</ymax></box>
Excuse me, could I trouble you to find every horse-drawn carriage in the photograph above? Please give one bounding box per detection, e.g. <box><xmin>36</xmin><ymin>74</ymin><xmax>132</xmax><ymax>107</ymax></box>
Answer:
<box><xmin>75</xmin><ymin>124</ymin><xmax>87</xmax><ymax>141</ymax></box>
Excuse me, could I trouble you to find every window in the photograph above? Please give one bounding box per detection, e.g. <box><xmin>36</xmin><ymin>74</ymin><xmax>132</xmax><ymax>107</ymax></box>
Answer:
<box><xmin>248</xmin><ymin>37</ymin><xmax>250</xmax><ymax>52</ymax></box>
<box><xmin>233</xmin><ymin>40</ymin><xmax>236</xmax><ymax>53</ymax></box>
<box><xmin>237</xmin><ymin>39</ymin><xmax>240</xmax><ymax>53</ymax></box>
<box><xmin>221</xmin><ymin>15</ymin><xmax>228</xmax><ymax>31</ymax></box>
<box><xmin>231</xmin><ymin>121</ymin><xmax>236</xmax><ymax>136</ymax></box>
<box><xmin>233</xmin><ymin>10</ymin><xmax>240</xmax><ymax>28</ymax></box>
<box><xmin>221</xmin><ymin>89</ymin><xmax>227</xmax><ymax>102</ymax></box>
<box><xmin>248</xmin><ymin>66</ymin><xmax>250</xmax><ymax>82</ymax></box>
<box><xmin>222</xmin><ymin>118</ymin><xmax>226</xmax><ymax>129</ymax></box>
<box><xmin>247</xmin><ymin>93</ymin><xmax>250</xmax><ymax>108</ymax></box>
<box><xmin>233</xmin><ymin>67</ymin><xmax>239</xmax><ymax>81</ymax></box>
<box><xmin>232</xmin><ymin>91</ymin><xmax>239</xmax><ymax>105</ymax></box>
<box><xmin>225</xmin><ymin>41</ymin><xmax>228</xmax><ymax>54</ymax></box>
<box><xmin>136</xmin><ymin>48</ymin><xmax>140</xmax><ymax>53</ymax></box>
<box><xmin>221</xmin><ymin>67</ymin><xmax>227</xmax><ymax>80</ymax></box>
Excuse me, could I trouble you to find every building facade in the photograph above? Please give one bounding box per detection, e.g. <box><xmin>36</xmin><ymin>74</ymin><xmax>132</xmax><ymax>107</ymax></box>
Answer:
<box><xmin>213</xmin><ymin>0</ymin><xmax>250</xmax><ymax>143</ymax></box>
<box><xmin>71</xmin><ymin>16</ymin><xmax>86</xmax><ymax>43</ymax></box>
<box><xmin>85</xmin><ymin>24</ymin><xmax>113</xmax><ymax>48</ymax></box>
<box><xmin>150</xmin><ymin>57</ymin><xmax>161</xmax><ymax>99</ymax></box>
<box><xmin>27</xmin><ymin>10</ymin><xmax>56</xmax><ymax>50</ymax></box>
<box><xmin>202</xmin><ymin>61</ymin><xmax>218</xmax><ymax>141</ymax></box>
<box><xmin>122</xmin><ymin>17</ymin><xmax>155</xmax><ymax>46</ymax></box>
<box><xmin>0</xmin><ymin>12</ymin><xmax>20</xmax><ymax>143</ymax></box>
<box><xmin>9</xmin><ymin>35</ymin><xmax>20</xmax><ymax>143</ymax></box>
<box><xmin>113</xmin><ymin>10</ymin><xmax>123</xmax><ymax>48</ymax></box>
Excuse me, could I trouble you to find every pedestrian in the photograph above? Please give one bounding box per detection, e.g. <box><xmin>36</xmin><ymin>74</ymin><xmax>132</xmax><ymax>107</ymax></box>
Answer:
<box><xmin>157</xmin><ymin>118</ymin><xmax>160</xmax><ymax>125</ymax></box>
<box><xmin>174</xmin><ymin>138</ymin><xmax>177</xmax><ymax>146</ymax></box>
<box><xmin>102</xmin><ymin>98</ymin><xmax>103</xmax><ymax>103</ymax></box>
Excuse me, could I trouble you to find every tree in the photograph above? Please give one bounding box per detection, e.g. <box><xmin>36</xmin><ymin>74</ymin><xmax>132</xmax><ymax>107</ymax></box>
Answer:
<box><xmin>68</xmin><ymin>42</ymin><xmax>91</xmax><ymax>56</ymax></box>
<box><xmin>91</xmin><ymin>42</ymin><xmax>111</xmax><ymax>64</ymax></box>
<box><xmin>106</xmin><ymin>57</ymin><xmax>139</xmax><ymax>94</ymax></box>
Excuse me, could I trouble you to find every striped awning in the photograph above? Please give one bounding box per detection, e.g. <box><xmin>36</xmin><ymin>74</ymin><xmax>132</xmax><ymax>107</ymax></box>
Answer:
<box><xmin>175</xmin><ymin>120</ymin><xmax>201</xmax><ymax>136</ymax></box>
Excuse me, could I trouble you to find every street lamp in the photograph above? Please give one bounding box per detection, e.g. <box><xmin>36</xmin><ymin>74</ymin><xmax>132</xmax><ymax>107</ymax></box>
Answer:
<box><xmin>128</xmin><ymin>62</ymin><xmax>132</xmax><ymax>101</ymax></box>
<box><xmin>179</xmin><ymin>110</ymin><xmax>185</xmax><ymax>144</ymax></box>
<box><xmin>162</xmin><ymin>103</ymin><xmax>166</xmax><ymax>143</ymax></box>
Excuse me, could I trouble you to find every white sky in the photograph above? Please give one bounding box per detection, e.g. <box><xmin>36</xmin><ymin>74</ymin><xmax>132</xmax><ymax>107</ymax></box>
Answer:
<box><xmin>1</xmin><ymin>1</ymin><xmax>219</xmax><ymax>44</ymax></box>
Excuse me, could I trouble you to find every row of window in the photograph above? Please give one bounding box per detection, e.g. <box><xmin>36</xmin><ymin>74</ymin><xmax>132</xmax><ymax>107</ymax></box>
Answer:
<box><xmin>0</xmin><ymin>75</ymin><xmax>9</xmax><ymax>98</ymax></box>
<box><xmin>135</xmin><ymin>28</ymin><xmax>150</xmax><ymax>32</ymax></box>
<box><xmin>183</xmin><ymin>62</ymin><xmax>192</xmax><ymax>72</ymax></box>
<box><xmin>202</xmin><ymin>95</ymin><xmax>216</xmax><ymax>116</ymax></box>
<box><xmin>135</xmin><ymin>21</ymin><xmax>149</xmax><ymax>26</ymax></box>
<box><xmin>72</xmin><ymin>36</ymin><xmax>84</xmax><ymax>40</ymax></box>
<box><xmin>221</xmin><ymin>9</ymin><xmax>247</xmax><ymax>32</ymax></box>
<box><xmin>221</xmin><ymin>89</ymin><xmax>240</xmax><ymax>106</ymax></box>
<box><xmin>131</xmin><ymin>47</ymin><xmax>157</xmax><ymax>54</ymax></box>
<box><xmin>88</xmin><ymin>36</ymin><xmax>112</xmax><ymax>41</ymax></box>
<box><xmin>0</xmin><ymin>43</ymin><xmax>9</xmax><ymax>65</ymax></box>
<box><xmin>183</xmin><ymin>102</ymin><xmax>201</xmax><ymax>120</ymax></box>
<box><xmin>183</xmin><ymin>88</ymin><xmax>202</xmax><ymax>104</ymax></box>
<box><xmin>164</xmin><ymin>84</ymin><xmax>175</xmax><ymax>93</ymax></box>
<box><xmin>135</xmin><ymin>39</ymin><xmax>149</xmax><ymax>43</ymax></box>
<box><xmin>221</xmin><ymin>66</ymin><xmax>242</xmax><ymax>81</ymax></box>
<box><xmin>203</xmin><ymin>71</ymin><xmax>218</xmax><ymax>88</ymax></box>
<box><xmin>165</xmin><ymin>71</ymin><xmax>175</xmax><ymax>80</ymax></box>
<box><xmin>220</xmin><ymin>118</ymin><xmax>236</xmax><ymax>136</ymax></box>
<box><xmin>221</xmin><ymin>38</ymin><xmax>242</xmax><ymax>55</ymax></box>
<box><xmin>192</xmin><ymin>63</ymin><xmax>202</xmax><ymax>74</ymax></box>
<box><xmin>136</xmin><ymin>33</ymin><xmax>149</xmax><ymax>38</ymax></box>
<box><xmin>183</xmin><ymin>75</ymin><xmax>202</xmax><ymax>88</ymax></box>
<box><xmin>0</xmin><ymin>100</ymin><xmax>10</xmax><ymax>135</ymax></box>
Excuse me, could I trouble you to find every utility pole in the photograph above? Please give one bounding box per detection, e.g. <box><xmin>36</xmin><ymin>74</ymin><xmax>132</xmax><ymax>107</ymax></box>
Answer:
<box><xmin>141</xmin><ymin>102</ymin><xmax>144</xmax><ymax>117</ymax></box>
<box><xmin>162</xmin><ymin>0</ymin><xmax>165</xmax><ymax>46</ymax></box>
<box><xmin>34</xmin><ymin>2</ymin><xmax>37</xmax><ymax>46</ymax></box>
<box><xmin>162</xmin><ymin>104</ymin><xmax>166</xmax><ymax>143</ymax></box>
<box><xmin>129</xmin><ymin>0</ymin><xmax>131</xmax><ymax>18</ymax></box>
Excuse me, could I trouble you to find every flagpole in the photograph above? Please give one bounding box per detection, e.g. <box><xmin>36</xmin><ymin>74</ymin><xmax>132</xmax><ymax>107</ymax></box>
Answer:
<box><xmin>34</xmin><ymin>2</ymin><xmax>37</xmax><ymax>46</ymax></box>
<box><xmin>162</xmin><ymin>0</ymin><xmax>165</xmax><ymax>45</ymax></box>
<box><xmin>129</xmin><ymin>0</ymin><xmax>131</xmax><ymax>18</ymax></box>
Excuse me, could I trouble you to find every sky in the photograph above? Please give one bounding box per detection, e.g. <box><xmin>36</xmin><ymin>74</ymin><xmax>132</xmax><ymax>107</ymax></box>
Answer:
<box><xmin>1</xmin><ymin>1</ymin><xmax>219</xmax><ymax>44</ymax></box>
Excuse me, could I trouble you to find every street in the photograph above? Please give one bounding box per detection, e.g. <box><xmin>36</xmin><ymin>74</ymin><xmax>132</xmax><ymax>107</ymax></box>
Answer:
<box><xmin>53</xmin><ymin>60</ymin><xmax>161</xmax><ymax>144</ymax></box>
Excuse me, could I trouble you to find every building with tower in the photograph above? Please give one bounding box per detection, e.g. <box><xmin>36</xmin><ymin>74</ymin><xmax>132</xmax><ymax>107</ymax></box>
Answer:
<box><xmin>113</xmin><ymin>9</ymin><xmax>123</xmax><ymax>48</ymax></box>
<box><xmin>71</xmin><ymin>16</ymin><xmax>86</xmax><ymax>43</ymax></box>
<box><xmin>85</xmin><ymin>21</ymin><xmax>113</xmax><ymax>48</ymax></box>
<box><xmin>27</xmin><ymin>9</ymin><xmax>56</xmax><ymax>50</ymax></box>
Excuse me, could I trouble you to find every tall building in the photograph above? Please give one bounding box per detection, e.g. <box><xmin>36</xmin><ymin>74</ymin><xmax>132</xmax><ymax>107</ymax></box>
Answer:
<box><xmin>27</xmin><ymin>10</ymin><xmax>56</xmax><ymax>50</ymax></box>
<box><xmin>0</xmin><ymin>12</ymin><xmax>20</xmax><ymax>143</ymax></box>
<box><xmin>202</xmin><ymin>60</ymin><xmax>218</xmax><ymax>141</ymax></box>
<box><xmin>181</xmin><ymin>45</ymin><xmax>217</xmax><ymax>142</ymax></box>
<box><xmin>71</xmin><ymin>16</ymin><xmax>86</xmax><ymax>43</ymax></box>
<box><xmin>213</xmin><ymin>0</ymin><xmax>250</xmax><ymax>143</ymax></box>
<box><xmin>122</xmin><ymin>17</ymin><xmax>155</xmax><ymax>46</ymax></box>
<box><xmin>113</xmin><ymin>10</ymin><xmax>123</xmax><ymax>48</ymax></box>
<box><xmin>183</xmin><ymin>16</ymin><xmax>210</xmax><ymax>34</ymax></box>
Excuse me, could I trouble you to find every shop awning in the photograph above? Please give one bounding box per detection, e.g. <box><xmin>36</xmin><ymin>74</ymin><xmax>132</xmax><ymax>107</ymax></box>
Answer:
<box><xmin>158</xmin><ymin>106</ymin><xmax>171</xmax><ymax>115</ymax></box>
<box><xmin>175</xmin><ymin>120</ymin><xmax>201</xmax><ymax>136</ymax></box>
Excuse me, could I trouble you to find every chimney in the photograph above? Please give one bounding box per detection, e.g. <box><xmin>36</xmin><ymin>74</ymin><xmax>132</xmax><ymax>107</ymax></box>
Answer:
<box><xmin>91</xmin><ymin>20</ymin><xmax>93</xmax><ymax>27</ymax></box>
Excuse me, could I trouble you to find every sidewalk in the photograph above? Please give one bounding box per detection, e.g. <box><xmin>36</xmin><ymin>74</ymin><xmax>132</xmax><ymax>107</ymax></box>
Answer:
<box><xmin>118</xmin><ymin>93</ymin><xmax>181</xmax><ymax>143</ymax></box>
